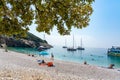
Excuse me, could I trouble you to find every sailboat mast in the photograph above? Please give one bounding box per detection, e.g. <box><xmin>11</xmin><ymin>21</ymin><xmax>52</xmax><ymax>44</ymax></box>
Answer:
<box><xmin>65</xmin><ymin>39</ymin><xmax>66</xmax><ymax>46</ymax></box>
<box><xmin>73</xmin><ymin>35</ymin><xmax>74</xmax><ymax>48</ymax></box>
<box><xmin>81</xmin><ymin>38</ymin><xmax>82</xmax><ymax>47</ymax></box>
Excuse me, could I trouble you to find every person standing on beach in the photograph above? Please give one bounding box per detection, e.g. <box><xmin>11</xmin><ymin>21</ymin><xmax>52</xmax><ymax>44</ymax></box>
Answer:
<box><xmin>51</xmin><ymin>53</ymin><xmax>54</xmax><ymax>60</ymax></box>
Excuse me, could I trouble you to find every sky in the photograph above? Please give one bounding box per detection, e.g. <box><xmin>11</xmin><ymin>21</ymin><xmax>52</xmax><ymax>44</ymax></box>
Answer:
<box><xmin>29</xmin><ymin>0</ymin><xmax>120</xmax><ymax>48</ymax></box>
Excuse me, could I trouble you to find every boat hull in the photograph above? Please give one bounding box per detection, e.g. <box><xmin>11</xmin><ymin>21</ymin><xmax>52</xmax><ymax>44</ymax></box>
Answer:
<box><xmin>77</xmin><ymin>47</ymin><xmax>85</xmax><ymax>50</ymax></box>
<box><xmin>67</xmin><ymin>48</ymin><xmax>77</xmax><ymax>51</ymax></box>
<box><xmin>63</xmin><ymin>46</ymin><xmax>67</xmax><ymax>48</ymax></box>
<box><xmin>108</xmin><ymin>52</ymin><xmax>120</xmax><ymax>57</ymax></box>
<box><xmin>107</xmin><ymin>46</ymin><xmax>120</xmax><ymax>57</ymax></box>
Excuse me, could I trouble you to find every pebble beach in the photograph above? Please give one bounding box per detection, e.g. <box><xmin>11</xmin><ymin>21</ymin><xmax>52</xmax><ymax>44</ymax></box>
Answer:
<box><xmin>0</xmin><ymin>48</ymin><xmax>120</xmax><ymax>80</ymax></box>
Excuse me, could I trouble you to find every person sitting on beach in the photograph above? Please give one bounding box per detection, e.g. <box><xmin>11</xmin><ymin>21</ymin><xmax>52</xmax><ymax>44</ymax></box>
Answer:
<box><xmin>108</xmin><ymin>64</ymin><xmax>115</xmax><ymax>69</ymax></box>
<box><xmin>42</xmin><ymin>60</ymin><xmax>45</xmax><ymax>63</ymax></box>
<box><xmin>84</xmin><ymin>61</ymin><xmax>87</xmax><ymax>65</ymax></box>
<box><xmin>51</xmin><ymin>53</ymin><xmax>54</xmax><ymax>60</ymax></box>
<box><xmin>31</xmin><ymin>54</ymin><xmax>35</xmax><ymax>57</ymax></box>
<box><xmin>28</xmin><ymin>54</ymin><xmax>31</xmax><ymax>56</ymax></box>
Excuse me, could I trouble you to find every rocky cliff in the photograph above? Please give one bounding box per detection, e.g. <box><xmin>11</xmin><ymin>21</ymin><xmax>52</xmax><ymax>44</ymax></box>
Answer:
<box><xmin>0</xmin><ymin>32</ymin><xmax>52</xmax><ymax>48</ymax></box>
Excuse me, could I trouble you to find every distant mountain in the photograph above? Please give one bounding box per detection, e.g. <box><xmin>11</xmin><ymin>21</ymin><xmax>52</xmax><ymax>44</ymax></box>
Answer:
<box><xmin>0</xmin><ymin>32</ymin><xmax>52</xmax><ymax>48</ymax></box>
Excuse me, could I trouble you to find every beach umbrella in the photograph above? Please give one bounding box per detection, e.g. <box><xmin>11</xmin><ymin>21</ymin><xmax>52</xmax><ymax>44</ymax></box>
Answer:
<box><xmin>39</xmin><ymin>51</ymin><xmax>49</xmax><ymax>56</ymax></box>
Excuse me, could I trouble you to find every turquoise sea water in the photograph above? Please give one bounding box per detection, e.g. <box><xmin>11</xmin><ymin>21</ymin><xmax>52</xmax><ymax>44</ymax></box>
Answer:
<box><xmin>8</xmin><ymin>46</ymin><xmax>120</xmax><ymax>68</ymax></box>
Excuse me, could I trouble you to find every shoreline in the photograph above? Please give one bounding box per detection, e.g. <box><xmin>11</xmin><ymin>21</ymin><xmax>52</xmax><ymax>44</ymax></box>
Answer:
<box><xmin>8</xmin><ymin>47</ymin><xmax>120</xmax><ymax>69</ymax></box>
<box><xmin>0</xmin><ymin>48</ymin><xmax>120</xmax><ymax>80</ymax></box>
<box><xmin>8</xmin><ymin>46</ymin><xmax>120</xmax><ymax>69</ymax></box>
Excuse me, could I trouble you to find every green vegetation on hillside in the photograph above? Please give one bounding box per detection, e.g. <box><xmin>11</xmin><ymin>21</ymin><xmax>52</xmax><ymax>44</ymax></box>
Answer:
<box><xmin>0</xmin><ymin>32</ymin><xmax>50</xmax><ymax>48</ymax></box>
<box><xmin>24</xmin><ymin>32</ymin><xmax>47</xmax><ymax>43</ymax></box>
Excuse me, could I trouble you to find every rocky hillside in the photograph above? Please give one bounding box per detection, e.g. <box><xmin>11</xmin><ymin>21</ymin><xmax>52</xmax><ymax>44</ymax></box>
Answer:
<box><xmin>0</xmin><ymin>32</ymin><xmax>52</xmax><ymax>48</ymax></box>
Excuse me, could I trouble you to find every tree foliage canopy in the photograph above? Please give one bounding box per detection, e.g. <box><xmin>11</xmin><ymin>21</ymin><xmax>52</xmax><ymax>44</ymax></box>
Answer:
<box><xmin>0</xmin><ymin>0</ymin><xmax>94</xmax><ymax>36</ymax></box>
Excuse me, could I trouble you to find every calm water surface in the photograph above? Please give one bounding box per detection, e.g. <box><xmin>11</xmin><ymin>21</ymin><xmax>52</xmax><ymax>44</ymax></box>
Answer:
<box><xmin>8</xmin><ymin>46</ymin><xmax>120</xmax><ymax>68</ymax></box>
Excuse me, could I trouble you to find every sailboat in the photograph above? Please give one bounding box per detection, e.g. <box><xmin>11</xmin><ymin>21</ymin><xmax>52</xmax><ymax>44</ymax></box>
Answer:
<box><xmin>63</xmin><ymin>39</ymin><xmax>67</xmax><ymax>48</ymax></box>
<box><xmin>77</xmin><ymin>38</ymin><xmax>85</xmax><ymax>50</ymax></box>
<box><xmin>67</xmin><ymin>35</ymin><xmax>77</xmax><ymax>51</ymax></box>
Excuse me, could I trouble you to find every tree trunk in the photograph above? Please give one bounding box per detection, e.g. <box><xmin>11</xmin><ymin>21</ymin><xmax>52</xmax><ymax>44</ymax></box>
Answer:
<box><xmin>3</xmin><ymin>35</ymin><xmax>8</xmax><ymax>52</ymax></box>
<box><xmin>4</xmin><ymin>42</ymin><xmax>8</xmax><ymax>52</ymax></box>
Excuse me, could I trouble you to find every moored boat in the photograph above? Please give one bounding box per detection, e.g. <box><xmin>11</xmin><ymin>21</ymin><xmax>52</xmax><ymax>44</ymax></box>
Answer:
<box><xmin>37</xmin><ymin>46</ymin><xmax>50</xmax><ymax>51</ymax></box>
<box><xmin>107</xmin><ymin>46</ymin><xmax>120</xmax><ymax>56</ymax></box>
<box><xmin>63</xmin><ymin>46</ymin><xmax>67</xmax><ymax>48</ymax></box>
<box><xmin>67</xmin><ymin>35</ymin><xmax>77</xmax><ymax>51</ymax></box>
<box><xmin>67</xmin><ymin>47</ymin><xmax>77</xmax><ymax>51</ymax></box>
<box><xmin>62</xmin><ymin>39</ymin><xmax>67</xmax><ymax>48</ymax></box>
<box><xmin>77</xmin><ymin>47</ymin><xmax>85</xmax><ymax>50</ymax></box>
<box><xmin>77</xmin><ymin>38</ymin><xmax>85</xmax><ymax>50</ymax></box>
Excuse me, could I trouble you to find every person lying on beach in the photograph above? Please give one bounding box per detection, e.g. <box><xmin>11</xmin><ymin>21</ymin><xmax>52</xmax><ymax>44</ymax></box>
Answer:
<box><xmin>38</xmin><ymin>60</ymin><xmax>46</xmax><ymax>66</ymax></box>
<box><xmin>37</xmin><ymin>60</ymin><xmax>54</xmax><ymax>67</ymax></box>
